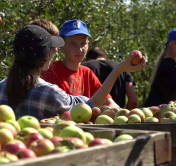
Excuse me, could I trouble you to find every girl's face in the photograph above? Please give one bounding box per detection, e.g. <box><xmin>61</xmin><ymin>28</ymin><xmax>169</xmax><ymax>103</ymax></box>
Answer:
<box><xmin>42</xmin><ymin>47</ymin><xmax>58</xmax><ymax>71</ymax></box>
<box><xmin>60</xmin><ymin>34</ymin><xmax>89</xmax><ymax>65</ymax></box>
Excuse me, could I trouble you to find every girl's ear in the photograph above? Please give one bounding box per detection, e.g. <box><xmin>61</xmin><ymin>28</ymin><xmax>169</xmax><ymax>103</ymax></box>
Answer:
<box><xmin>169</xmin><ymin>41</ymin><xmax>176</xmax><ymax>48</ymax></box>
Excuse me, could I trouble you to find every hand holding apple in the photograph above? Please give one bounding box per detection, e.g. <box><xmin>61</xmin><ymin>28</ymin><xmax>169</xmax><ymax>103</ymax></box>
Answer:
<box><xmin>130</xmin><ymin>50</ymin><xmax>143</xmax><ymax>66</ymax></box>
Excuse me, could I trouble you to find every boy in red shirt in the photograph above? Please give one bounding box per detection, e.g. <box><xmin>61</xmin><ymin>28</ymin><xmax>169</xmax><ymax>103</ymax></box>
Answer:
<box><xmin>42</xmin><ymin>19</ymin><xmax>119</xmax><ymax>109</ymax></box>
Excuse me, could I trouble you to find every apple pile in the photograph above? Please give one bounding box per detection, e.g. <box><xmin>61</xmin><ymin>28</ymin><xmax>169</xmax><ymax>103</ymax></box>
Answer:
<box><xmin>40</xmin><ymin>101</ymin><xmax>176</xmax><ymax>125</ymax></box>
<box><xmin>0</xmin><ymin>104</ymin><xmax>135</xmax><ymax>164</ymax></box>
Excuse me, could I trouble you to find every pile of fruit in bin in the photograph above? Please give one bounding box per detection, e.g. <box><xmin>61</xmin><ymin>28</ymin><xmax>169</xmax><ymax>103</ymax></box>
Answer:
<box><xmin>0</xmin><ymin>105</ymin><xmax>134</xmax><ymax>164</ymax></box>
<box><xmin>41</xmin><ymin>100</ymin><xmax>176</xmax><ymax>125</ymax></box>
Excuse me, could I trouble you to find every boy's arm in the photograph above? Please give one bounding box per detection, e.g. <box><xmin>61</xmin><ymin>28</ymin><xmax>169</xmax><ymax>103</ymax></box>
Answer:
<box><xmin>125</xmin><ymin>82</ymin><xmax>137</xmax><ymax>110</ymax></box>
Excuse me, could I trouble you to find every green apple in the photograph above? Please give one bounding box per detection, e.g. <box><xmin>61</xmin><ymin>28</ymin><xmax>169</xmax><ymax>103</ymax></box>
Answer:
<box><xmin>53</xmin><ymin>121</ymin><xmax>76</xmax><ymax>136</ymax></box>
<box><xmin>128</xmin><ymin>114</ymin><xmax>141</xmax><ymax>124</ymax></box>
<box><xmin>115</xmin><ymin>109</ymin><xmax>130</xmax><ymax>118</ymax></box>
<box><xmin>38</xmin><ymin>128</ymin><xmax>53</xmax><ymax>139</ymax></box>
<box><xmin>114</xmin><ymin>134</ymin><xmax>133</xmax><ymax>142</ymax></box>
<box><xmin>17</xmin><ymin>115</ymin><xmax>40</xmax><ymax>130</ymax></box>
<box><xmin>158</xmin><ymin>104</ymin><xmax>175</xmax><ymax>116</ymax></box>
<box><xmin>50</xmin><ymin>146</ymin><xmax>71</xmax><ymax>154</ymax></box>
<box><xmin>59</xmin><ymin>126</ymin><xmax>86</xmax><ymax>144</ymax></box>
<box><xmin>0</xmin><ymin>105</ymin><xmax>15</xmax><ymax>122</ymax></box>
<box><xmin>71</xmin><ymin>103</ymin><xmax>92</xmax><ymax>123</ymax></box>
<box><xmin>128</xmin><ymin>108</ymin><xmax>145</xmax><ymax>122</ymax></box>
<box><xmin>144</xmin><ymin>117</ymin><xmax>159</xmax><ymax>123</ymax></box>
<box><xmin>0</xmin><ymin>157</ymin><xmax>9</xmax><ymax>163</ymax></box>
<box><xmin>113</xmin><ymin>116</ymin><xmax>128</xmax><ymax>124</ymax></box>
<box><xmin>84</xmin><ymin>132</ymin><xmax>94</xmax><ymax>145</ymax></box>
<box><xmin>0</xmin><ymin>129</ymin><xmax>14</xmax><ymax>146</ymax></box>
<box><xmin>95</xmin><ymin>115</ymin><xmax>114</xmax><ymax>124</ymax></box>
<box><xmin>6</xmin><ymin>120</ymin><xmax>21</xmax><ymax>132</ymax></box>
<box><xmin>103</xmin><ymin>138</ymin><xmax>113</xmax><ymax>144</ymax></box>
<box><xmin>162</xmin><ymin>111</ymin><xmax>176</xmax><ymax>118</ymax></box>
<box><xmin>0</xmin><ymin>152</ymin><xmax>18</xmax><ymax>162</ymax></box>
<box><xmin>140</xmin><ymin>108</ymin><xmax>153</xmax><ymax>119</ymax></box>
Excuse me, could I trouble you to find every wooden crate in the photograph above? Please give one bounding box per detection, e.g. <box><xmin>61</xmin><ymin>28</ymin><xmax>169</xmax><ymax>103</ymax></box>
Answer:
<box><xmin>1</xmin><ymin>125</ymin><xmax>171</xmax><ymax>166</ymax></box>
<box><xmin>77</xmin><ymin>123</ymin><xmax>176</xmax><ymax>166</ymax></box>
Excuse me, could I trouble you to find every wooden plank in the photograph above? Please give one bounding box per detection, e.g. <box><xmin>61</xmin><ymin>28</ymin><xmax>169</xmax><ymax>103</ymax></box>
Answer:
<box><xmin>155</xmin><ymin>137</ymin><xmax>172</xmax><ymax>165</ymax></box>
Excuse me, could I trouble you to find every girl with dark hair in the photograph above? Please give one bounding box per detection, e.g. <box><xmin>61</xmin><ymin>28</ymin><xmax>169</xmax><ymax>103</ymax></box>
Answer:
<box><xmin>0</xmin><ymin>25</ymin><xmax>146</xmax><ymax>120</ymax></box>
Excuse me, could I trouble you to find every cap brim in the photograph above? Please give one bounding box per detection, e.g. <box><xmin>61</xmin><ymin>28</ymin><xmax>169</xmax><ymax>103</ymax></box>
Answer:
<box><xmin>51</xmin><ymin>36</ymin><xmax>65</xmax><ymax>48</ymax></box>
<box><xmin>63</xmin><ymin>30</ymin><xmax>91</xmax><ymax>37</ymax></box>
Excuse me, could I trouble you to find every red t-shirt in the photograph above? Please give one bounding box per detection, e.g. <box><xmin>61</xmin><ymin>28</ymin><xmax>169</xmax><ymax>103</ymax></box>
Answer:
<box><xmin>41</xmin><ymin>60</ymin><xmax>111</xmax><ymax>99</ymax></box>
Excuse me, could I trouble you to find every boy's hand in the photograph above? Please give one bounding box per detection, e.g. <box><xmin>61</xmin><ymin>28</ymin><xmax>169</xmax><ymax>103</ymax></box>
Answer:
<box><xmin>119</xmin><ymin>53</ymin><xmax>146</xmax><ymax>72</ymax></box>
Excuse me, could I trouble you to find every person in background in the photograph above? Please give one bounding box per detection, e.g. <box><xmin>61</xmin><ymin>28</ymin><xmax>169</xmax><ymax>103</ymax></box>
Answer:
<box><xmin>143</xmin><ymin>28</ymin><xmax>176</xmax><ymax>107</ymax></box>
<box><xmin>28</xmin><ymin>18</ymin><xmax>59</xmax><ymax>36</ymax></box>
<box><xmin>41</xmin><ymin>19</ymin><xmax>121</xmax><ymax>110</ymax></box>
<box><xmin>0</xmin><ymin>25</ymin><xmax>146</xmax><ymax>120</ymax></box>
<box><xmin>82</xmin><ymin>47</ymin><xmax>137</xmax><ymax>110</ymax></box>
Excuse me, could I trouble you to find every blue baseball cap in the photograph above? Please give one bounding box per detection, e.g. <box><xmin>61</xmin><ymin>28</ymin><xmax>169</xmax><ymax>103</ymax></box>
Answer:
<box><xmin>59</xmin><ymin>19</ymin><xmax>91</xmax><ymax>37</ymax></box>
<box><xmin>165</xmin><ymin>28</ymin><xmax>176</xmax><ymax>45</ymax></box>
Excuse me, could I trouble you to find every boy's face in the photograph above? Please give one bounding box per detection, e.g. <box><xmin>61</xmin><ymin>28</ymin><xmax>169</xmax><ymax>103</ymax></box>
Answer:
<box><xmin>61</xmin><ymin>34</ymin><xmax>89</xmax><ymax>64</ymax></box>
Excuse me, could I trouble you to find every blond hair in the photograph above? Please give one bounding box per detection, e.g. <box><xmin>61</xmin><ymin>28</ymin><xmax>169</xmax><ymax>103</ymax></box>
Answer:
<box><xmin>28</xmin><ymin>19</ymin><xmax>59</xmax><ymax>36</ymax></box>
<box><xmin>151</xmin><ymin>44</ymin><xmax>170</xmax><ymax>85</ymax></box>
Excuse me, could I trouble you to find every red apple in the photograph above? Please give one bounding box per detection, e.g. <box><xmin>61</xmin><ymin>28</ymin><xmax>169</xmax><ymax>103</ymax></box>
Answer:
<box><xmin>91</xmin><ymin>107</ymin><xmax>101</xmax><ymax>121</ymax></box>
<box><xmin>147</xmin><ymin>106</ymin><xmax>159</xmax><ymax>114</ymax></box>
<box><xmin>15</xmin><ymin>127</ymin><xmax>38</xmax><ymax>142</ymax></box>
<box><xmin>0</xmin><ymin>17</ymin><xmax>5</xmax><ymax>29</ymax></box>
<box><xmin>23</xmin><ymin>132</ymin><xmax>44</xmax><ymax>147</ymax></box>
<box><xmin>71</xmin><ymin>103</ymin><xmax>92</xmax><ymax>123</ymax></box>
<box><xmin>16</xmin><ymin>148</ymin><xmax>36</xmax><ymax>158</ymax></box>
<box><xmin>130</xmin><ymin>50</ymin><xmax>142</xmax><ymax>66</ymax></box>
<box><xmin>101</xmin><ymin>109</ymin><xmax>116</xmax><ymax>119</ymax></box>
<box><xmin>49</xmin><ymin>136</ymin><xmax>63</xmax><ymax>147</ymax></box>
<box><xmin>4</xmin><ymin>141</ymin><xmax>27</xmax><ymax>154</ymax></box>
<box><xmin>0</xmin><ymin>122</ymin><xmax>17</xmax><ymax>136</ymax></box>
<box><xmin>61</xmin><ymin>111</ymin><xmax>72</xmax><ymax>121</ymax></box>
<box><xmin>155</xmin><ymin>116</ymin><xmax>161</xmax><ymax>122</ymax></box>
<box><xmin>17</xmin><ymin>115</ymin><xmax>40</xmax><ymax>130</ymax></box>
<box><xmin>0</xmin><ymin>105</ymin><xmax>15</xmax><ymax>122</ymax></box>
<box><xmin>88</xmin><ymin>138</ymin><xmax>107</xmax><ymax>147</ymax></box>
<box><xmin>29</xmin><ymin>139</ymin><xmax>55</xmax><ymax>156</ymax></box>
